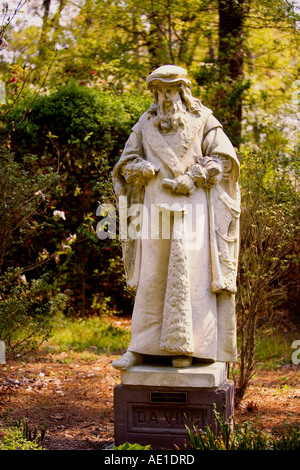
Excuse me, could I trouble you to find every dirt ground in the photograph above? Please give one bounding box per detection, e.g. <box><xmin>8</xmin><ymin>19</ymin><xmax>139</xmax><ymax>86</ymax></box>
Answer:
<box><xmin>0</xmin><ymin>338</ymin><xmax>299</xmax><ymax>450</ymax></box>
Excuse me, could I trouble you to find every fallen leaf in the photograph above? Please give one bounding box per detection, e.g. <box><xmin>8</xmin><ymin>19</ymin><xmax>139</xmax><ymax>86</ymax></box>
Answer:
<box><xmin>246</xmin><ymin>401</ymin><xmax>259</xmax><ymax>412</ymax></box>
<box><xmin>50</xmin><ymin>414</ymin><xmax>64</xmax><ymax>420</ymax></box>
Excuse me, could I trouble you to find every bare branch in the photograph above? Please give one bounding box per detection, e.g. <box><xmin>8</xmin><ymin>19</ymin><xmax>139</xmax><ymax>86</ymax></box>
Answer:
<box><xmin>0</xmin><ymin>0</ymin><xmax>28</xmax><ymax>38</ymax></box>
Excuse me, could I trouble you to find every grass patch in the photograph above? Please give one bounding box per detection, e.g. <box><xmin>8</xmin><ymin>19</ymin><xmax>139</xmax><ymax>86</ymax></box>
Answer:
<box><xmin>234</xmin><ymin>326</ymin><xmax>299</xmax><ymax>373</ymax></box>
<box><xmin>46</xmin><ymin>315</ymin><xmax>298</xmax><ymax>369</ymax></box>
<box><xmin>46</xmin><ymin>315</ymin><xmax>130</xmax><ymax>354</ymax></box>
<box><xmin>254</xmin><ymin>328</ymin><xmax>298</xmax><ymax>370</ymax></box>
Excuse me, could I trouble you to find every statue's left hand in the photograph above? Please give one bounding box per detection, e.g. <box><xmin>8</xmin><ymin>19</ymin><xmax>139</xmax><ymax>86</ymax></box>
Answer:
<box><xmin>172</xmin><ymin>174</ymin><xmax>195</xmax><ymax>195</ymax></box>
<box><xmin>142</xmin><ymin>162</ymin><xmax>159</xmax><ymax>178</ymax></box>
<box><xmin>204</xmin><ymin>160</ymin><xmax>223</xmax><ymax>188</ymax></box>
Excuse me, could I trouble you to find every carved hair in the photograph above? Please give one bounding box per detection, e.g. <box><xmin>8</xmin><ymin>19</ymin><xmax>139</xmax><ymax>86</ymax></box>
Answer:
<box><xmin>178</xmin><ymin>83</ymin><xmax>203</xmax><ymax>116</ymax></box>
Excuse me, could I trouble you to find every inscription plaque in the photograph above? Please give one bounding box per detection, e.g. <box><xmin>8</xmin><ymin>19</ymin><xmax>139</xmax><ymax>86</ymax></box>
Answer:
<box><xmin>150</xmin><ymin>391</ymin><xmax>187</xmax><ymax>404</ymax></box>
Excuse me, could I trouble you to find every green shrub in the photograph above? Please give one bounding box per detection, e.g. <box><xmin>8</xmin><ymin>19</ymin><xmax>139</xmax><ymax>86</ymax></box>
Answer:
<box><xmin>0</xmin><ymin>150</ymin><xmax>59</xmax><ymax>274</ymax></box>
<box><xmin>235</xmin><ymin>148</ymin><xmax>300</xmax><ymax>402</ymax></box>
<box><xmin>114</xmin><ymin>442</ymin><xmax>151</xmax><ymax>450</ymax></box>
<box><xmin>0</xmin><ymin>267</ymin><xmax>68</xmax><ymax>358</ymax></box>
<box><xmin>254</xmin><ymin>329</ymin><xmax>296</xmax><ymax>369</ymax></box>
<box><xmin>0</xmin><ymin>83</ymin><xmax>151</xmax><ymax>316</ymax></box>
<box><xmin>271</xmin><ymin>426</ymin><xmax>300</xmax><ymax>450</ymax></box>
<box><xmin>0</xmin><ymin>419</ymin><xmax>45</xmax><ymax>451</ymax></box>
<box><xmin>5</xmin><ymin>81</ymin><xmax>151</xmax><ymax>164</ymax></box>
<box><xmin>184</xmin><ymin>408</ymin><xmax>300</xmax><ymax>450</ymax></box>
<box><xmin>10</xmin><ymin>418</ymin><xmax>47</xmax><ymax>444</ymax></box>
<box><xmin>0</xmin><ymin>149</ymin><xmax>70</xmax><ymax>357</ymax></box>
<box><xmin>0</xmin><ymin>428</ymin><xmax>43</xmax><ymax>450</ymax></box>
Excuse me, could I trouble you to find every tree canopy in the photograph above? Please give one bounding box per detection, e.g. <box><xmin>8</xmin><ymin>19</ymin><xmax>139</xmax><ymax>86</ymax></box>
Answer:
<box><xmin>1</xmin><ymin>0</ymin><xmax>299</xmax><ymax>145</ymax></box>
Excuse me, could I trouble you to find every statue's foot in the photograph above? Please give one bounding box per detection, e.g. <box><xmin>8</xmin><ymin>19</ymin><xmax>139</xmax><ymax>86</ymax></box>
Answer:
<box><xmin>111</xmin><ymin>351</ymin><xmax>143</xmax><ymax>370</ymax></box>
<box><xmin>172</xmin><ymin>355</ymin><xmax>193</xmax><ymax>368</ymax></box>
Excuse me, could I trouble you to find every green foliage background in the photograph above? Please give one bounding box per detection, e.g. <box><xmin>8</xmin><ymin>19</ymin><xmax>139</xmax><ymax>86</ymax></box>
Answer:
<box><xmin>1</xmin><ymin>82</ymin><xmax>152</xmax><ymax>315</ymax></box>
<box><xmin>0</xmin><ymin>1</ymin><xmax>299</xmax><ymax>387</ymax></box>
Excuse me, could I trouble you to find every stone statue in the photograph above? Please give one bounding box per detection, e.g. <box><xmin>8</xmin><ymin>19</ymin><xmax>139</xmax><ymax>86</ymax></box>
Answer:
<box><xmin>111</xmin><ymin>65</ymin><xmax>240</xmax><ymax>370</ymax></box>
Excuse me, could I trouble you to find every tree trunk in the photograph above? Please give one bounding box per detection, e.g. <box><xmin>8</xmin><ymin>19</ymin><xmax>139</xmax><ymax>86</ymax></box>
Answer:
<box><xmin>218</xmin><ymin>0</ymin><xmax>247</xmax><ymax>146</ymax></box>
<box><xmin>218</xmin><ymin>0</ymin><xmax>245</xmax><ymax>80</ymax></box>
<box><xmin>147</xmin><ymin>10</ymin><xmax>168</xmax><ymax>69</ymax></box>
<box><xmin>50</xmin><ymin>0</ymin><xmax>68</xmax><ymax>48</ymax></box>
<box><xmin>38</xmin><ymin>0</ymin><xmax>51</xmax><ymax>60</ymax></box>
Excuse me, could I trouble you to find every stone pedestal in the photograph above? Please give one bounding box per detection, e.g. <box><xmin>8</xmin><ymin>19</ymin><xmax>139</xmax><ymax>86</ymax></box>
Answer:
<box><xmin>114</xmin><ymin>362</ymin><xmax>234</xmax><ymax>449</ymax></box>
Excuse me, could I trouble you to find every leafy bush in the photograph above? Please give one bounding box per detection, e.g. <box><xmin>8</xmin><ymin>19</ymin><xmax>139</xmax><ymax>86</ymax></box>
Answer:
<box><xmin>0</xmin><ymin>428</ymin><xmax>43</xmax><ymax>450</ymax></box>
<box><xmin>254</xmin><ymin>329</ymin><xmax>296</xmax><ymax>370</ymax></box>
<box><xmin>0</xmin><ymin>83</ymin><xmax>151</xmax><ymax>315</ymax></box>
<box><xmin>5</xmin><ymin>81</ymin><xmax>151</xmax><ymax>165</ymax></box>
<box><xmin>184</xmin><ymin>408</ymin><xmax>300</xmax><ymax>450</ymax></box>
<box><xmin>271</xmin><ymin>426</ymin><xmax>300</xmax><ymax>450</ymax></box>
<box><xmin>0</xmin><ymin>417</ymin><xmax>46</xmax><ymax>450</ymax></box>
<box><xmin>9</xmin><ymin>418</ymin><xmax>47</xmax><ymax>444</ymax></box>
<box><xmin>0</xmin><ymin>150</ymin><xmax>68</xmax><ymax>357</ymax></box>
<box><xmin>114</xmin><ymin>442</ymin><xmax>151</xmax><ymax>450</ymax></box>
<box><xmin>235</xmin><ymin>148</ymin><xmax>300</xmax><ymax>402</ymax></box>
<box><xmin>0</xmin><ymin>268</ymin><xmax>68</xmax><ymax>358</ymax></box>
<box><xmin>0</xmin><ymin>150</ymin><xmax>59</xmax><ymax>274</ymax></box>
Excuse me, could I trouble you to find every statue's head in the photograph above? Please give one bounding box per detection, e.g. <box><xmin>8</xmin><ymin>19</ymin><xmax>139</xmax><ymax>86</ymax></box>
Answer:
<box><xmin>146</xmin><ymin>65</ymin><xmax>202</xmax><ymax>134</ymax></box>
<box><xmin>146</xmin><ymin>65</ymin><xmax>191</xmax><ymax>90</ymax></box>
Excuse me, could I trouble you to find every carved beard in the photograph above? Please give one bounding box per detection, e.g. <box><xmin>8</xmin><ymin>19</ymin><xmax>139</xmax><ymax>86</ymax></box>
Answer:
<box><xmin>153</xmin><ymin>97</ymin><xmax>188</xmax><ymax>134</ymax></box>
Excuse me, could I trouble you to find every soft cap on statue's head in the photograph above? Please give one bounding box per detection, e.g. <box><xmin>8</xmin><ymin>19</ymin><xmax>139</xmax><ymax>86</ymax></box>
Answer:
<box><xmin>146</xmin><ymin>65</ymin><xmax>191</xmax><ymax>90</ymax></box>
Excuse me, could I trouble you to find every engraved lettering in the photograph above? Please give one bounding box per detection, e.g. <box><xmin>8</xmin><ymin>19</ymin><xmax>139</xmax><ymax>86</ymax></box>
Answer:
<box><xmin>164</xmin><ymin>411</ymin><xmax>174</xmax><ymax>424</ymax></box>
<box><xmin>150</xmin><ymin>391</ymin><xmax>187</xmax><ymax>403</ymax></box>
<box><xmin>130</xmin><ymin>404</ymin><xmax>211</xmax><ymax>432</ymax></box>
<box><xmin>150</xmin><ymin>411</ymin><xmax>158</xmax><ymax>423</ymax></box>
<box><xmin>137</xmin><ymin>411</ymin><xmax>146</xmax><ymax>423</ymax></box>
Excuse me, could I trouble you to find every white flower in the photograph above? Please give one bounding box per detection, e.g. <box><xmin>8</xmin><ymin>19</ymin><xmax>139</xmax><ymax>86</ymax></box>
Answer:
<box><xmin>35</xmin><ymin>190</ymin><xmax>46</xmax><ymax>199</ymax></box>
<box><xmin>53</xmin><ymin>210</ymin><xmax>66</xmax><ymax>220</ymax></box>
<box><xmin>0</xmin><ymin>38</ymin><xmax>8</xmax><ymax>50</ymax></box>
<box><xmin>66</xmin><ymin>234</ymin><xmax>76</xmax><ymax>243</ymax></box>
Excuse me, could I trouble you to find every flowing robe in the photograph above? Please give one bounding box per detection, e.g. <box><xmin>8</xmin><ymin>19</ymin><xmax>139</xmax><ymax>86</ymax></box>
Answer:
<box><xmin>112</xmin><ymin>105</ymin><xmax>240</xmax><ymax>362</ymax></box>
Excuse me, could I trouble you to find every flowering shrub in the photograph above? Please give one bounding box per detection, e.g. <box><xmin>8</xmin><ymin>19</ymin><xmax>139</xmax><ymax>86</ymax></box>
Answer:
<box><xmin>0</xmin><ymin>151</ymin><xmax>67</xmax><ymax>356</ymax></box>
<box><xmin>0</xmin><ymin>83</ymin><xmax>151</xmax><ymax>316</ymax></box>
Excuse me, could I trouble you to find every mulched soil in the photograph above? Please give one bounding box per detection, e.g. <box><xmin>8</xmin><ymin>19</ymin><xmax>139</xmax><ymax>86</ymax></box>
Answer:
<box><xmin>234</xmin><ymin>364</ymin><xmax>300</xmax><ymax>434</ymax></box>
<box><xmin>0</xmin><ymin>351</ymin><xmax>119</xmax><ymax>450</ymax></box>
<box><xmin>0</xmin><ymin>328</ymin><xmax>299</xmax><ymax>450</ymax></box>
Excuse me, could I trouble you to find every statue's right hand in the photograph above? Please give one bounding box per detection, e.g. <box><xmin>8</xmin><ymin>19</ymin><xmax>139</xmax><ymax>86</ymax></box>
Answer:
<box><xmin>123</xmin><ymin>161</ymin><xmax>159</xmax><ymax>185</ymax></box>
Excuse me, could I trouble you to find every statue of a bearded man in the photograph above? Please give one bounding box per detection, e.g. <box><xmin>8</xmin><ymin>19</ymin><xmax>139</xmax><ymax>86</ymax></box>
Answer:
<box><xmin>111</xmin><ymin>65</ymin><xmax>240</xmax><ymax>370</ymax></box>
